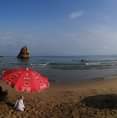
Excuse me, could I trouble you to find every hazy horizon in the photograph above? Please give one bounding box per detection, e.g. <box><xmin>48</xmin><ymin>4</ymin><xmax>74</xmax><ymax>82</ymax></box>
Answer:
<box><xmin>2</xmin><ymin>54</ymin><xmax>117</xmax><ymax>57</ymax></box>
<box><xmin>0</xmin><ymin>0</ymin><xmax>117</xmax><ymax>56</ymax></box>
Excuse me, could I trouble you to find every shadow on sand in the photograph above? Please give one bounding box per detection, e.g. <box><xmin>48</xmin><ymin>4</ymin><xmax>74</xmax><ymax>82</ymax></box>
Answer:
<box><xmin>0</xmin><ymin>86</ymin><xmax>8</xmax><ymax>102</ymax></box>
<box><xmin>81</xmin><ymin>94</ymin><xmax>117</xmax><ymax>109</ymax></box>
<box><xmin>0</xmin><ymin>86</ymin><xmax>14</xmax><ymax>108</ymax></box>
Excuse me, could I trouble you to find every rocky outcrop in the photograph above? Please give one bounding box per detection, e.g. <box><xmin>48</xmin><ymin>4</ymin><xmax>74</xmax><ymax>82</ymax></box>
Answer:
<box><xmin>17</xmin><ymin>46</ymin><xmax>30</xmax><ymax>59</ymax></box>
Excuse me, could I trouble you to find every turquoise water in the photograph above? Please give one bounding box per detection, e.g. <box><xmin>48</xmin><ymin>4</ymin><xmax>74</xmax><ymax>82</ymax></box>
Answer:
<box><xmin>1</xmin><ymin>56</ymin><xmax>117</xmax><ymax>84</ymax></box>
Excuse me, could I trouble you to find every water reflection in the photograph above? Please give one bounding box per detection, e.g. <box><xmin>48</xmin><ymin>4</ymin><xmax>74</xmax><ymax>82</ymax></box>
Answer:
<box><xmin>17</xmin><ymin>58</ymin><xmax>29</xmax><ymax>63</ymax></box>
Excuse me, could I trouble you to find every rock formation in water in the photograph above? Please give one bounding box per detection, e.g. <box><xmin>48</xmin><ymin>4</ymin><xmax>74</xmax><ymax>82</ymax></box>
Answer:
<box><xmin>17</xmin><ymin>46</ymin><xmax>30</xmax><ymax>59</ymax></box>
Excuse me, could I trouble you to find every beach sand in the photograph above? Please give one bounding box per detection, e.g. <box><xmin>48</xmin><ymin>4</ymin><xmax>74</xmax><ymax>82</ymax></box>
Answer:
<box><xmin>0</xmin><ymin>78</ymin><xmax>117</xmax><ymax>118</ymax></box>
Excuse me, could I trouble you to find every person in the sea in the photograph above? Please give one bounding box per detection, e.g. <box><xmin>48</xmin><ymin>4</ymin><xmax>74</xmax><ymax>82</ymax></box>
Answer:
<box><xmin>14</xmin><ymin>96</ymin><xmax>25</xmax><ymax>111</ymax></box>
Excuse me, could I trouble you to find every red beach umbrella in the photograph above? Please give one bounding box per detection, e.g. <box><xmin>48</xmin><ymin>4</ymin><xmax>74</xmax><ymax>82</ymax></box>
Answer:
<box><xmin>2</xmin><ymin>67</ymin><xmax>49</xmax><ymax>92</ymax></box>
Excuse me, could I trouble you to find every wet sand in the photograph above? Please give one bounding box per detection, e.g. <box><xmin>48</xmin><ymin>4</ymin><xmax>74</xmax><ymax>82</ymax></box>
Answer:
<box><xmin>0</xmin><ymin>78</ymin><xmax>117</xmax><ymax>118</ymax></box>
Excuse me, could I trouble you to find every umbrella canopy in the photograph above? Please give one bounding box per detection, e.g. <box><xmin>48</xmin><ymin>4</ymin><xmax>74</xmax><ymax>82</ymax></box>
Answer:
<box><xmin>2</xmin><ymin>67</ymin><xmax>49</xmax><ymax>92</ymax></box>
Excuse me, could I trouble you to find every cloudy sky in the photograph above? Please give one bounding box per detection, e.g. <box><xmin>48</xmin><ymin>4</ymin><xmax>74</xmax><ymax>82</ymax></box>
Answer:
<box><xmin>0</xmin><ymin>0</ymin><xmax>117</xmax><ymax>56</ymax></box>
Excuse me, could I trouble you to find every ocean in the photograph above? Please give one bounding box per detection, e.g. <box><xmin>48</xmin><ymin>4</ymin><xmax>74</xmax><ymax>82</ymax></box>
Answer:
<box><xmin>1</xmin><ymin>55</ymin><xmax>117</xmax><ymax>84</ymax></box>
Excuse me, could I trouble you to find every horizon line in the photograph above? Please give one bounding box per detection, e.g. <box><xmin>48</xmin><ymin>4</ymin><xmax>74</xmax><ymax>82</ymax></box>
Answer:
<box><xmin>2</xmin><ymin>54</ymin><xmax>117</xmax><ymax>57</ymax></box>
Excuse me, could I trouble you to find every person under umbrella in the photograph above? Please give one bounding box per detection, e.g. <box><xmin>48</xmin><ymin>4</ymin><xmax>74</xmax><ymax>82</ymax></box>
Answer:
<box><xmin>2</xmin><ymin>67</ymin><xmax>49</xmax><ymax>111</ymax></box>
<box><xmin>14</xmin><ymin>96</ymin><xmax>25</xmax><ymax>111</ymax></box>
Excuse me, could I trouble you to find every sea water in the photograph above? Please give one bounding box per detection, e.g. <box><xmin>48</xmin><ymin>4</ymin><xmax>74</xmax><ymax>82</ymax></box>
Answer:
<box><xmin>1</xmin><ymin>55</ymin><xmax>117</xmax><ymax>84</ymax></box>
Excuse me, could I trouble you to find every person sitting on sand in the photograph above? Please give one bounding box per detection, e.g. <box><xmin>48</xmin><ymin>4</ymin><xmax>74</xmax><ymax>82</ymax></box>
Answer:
<box><xmin>14</xmin><ymin>96</ymin><xmax>25</xmax><ymax>111</ymax></box>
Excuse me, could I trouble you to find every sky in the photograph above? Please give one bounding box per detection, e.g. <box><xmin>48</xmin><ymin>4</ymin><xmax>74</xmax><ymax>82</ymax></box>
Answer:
<box><xmin>0</xmin><ymin>0</ymin><xmax>117</xmax><ymax>56</ymax></box>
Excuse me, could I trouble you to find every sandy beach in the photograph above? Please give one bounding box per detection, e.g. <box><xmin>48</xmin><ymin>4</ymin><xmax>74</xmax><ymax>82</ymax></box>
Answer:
<box><xmin>0</xmin><ymin>77</ymin><xmax>117</xmax><ymax>118</ymax></box>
